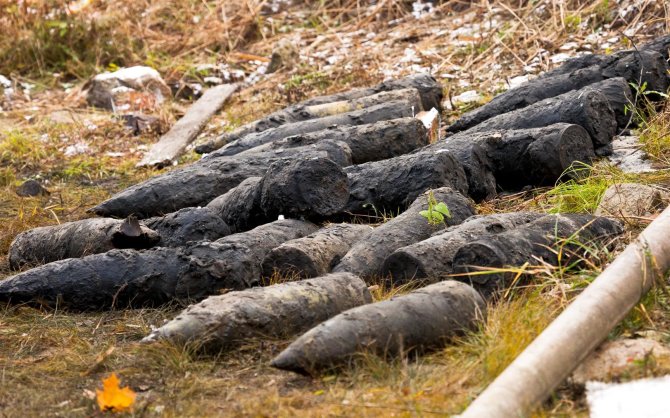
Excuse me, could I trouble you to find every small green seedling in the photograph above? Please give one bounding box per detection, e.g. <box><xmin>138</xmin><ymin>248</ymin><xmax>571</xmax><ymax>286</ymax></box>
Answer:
<box><xmin>420</xmin><ymin>190</ymin><xmax>451</xmax><ymax>225</ymax></box>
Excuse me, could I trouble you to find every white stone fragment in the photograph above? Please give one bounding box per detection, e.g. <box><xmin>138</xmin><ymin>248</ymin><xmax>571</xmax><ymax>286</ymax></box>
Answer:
<box><xmin>587</xmin><ymin>376</ymin><xmax>670</xmax><ymax>418</ymax></box>
<box><xmin>452</xmin><ymin>90</ymin><xmax>481</xmax><ymax>105</ymax></box>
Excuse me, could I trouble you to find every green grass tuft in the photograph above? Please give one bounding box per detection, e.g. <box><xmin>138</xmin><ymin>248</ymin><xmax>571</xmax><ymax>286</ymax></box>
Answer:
<box><xmin>542</xmin><ymin>163</ymin><xmax>622</xmax><ymax>213</ymax></box>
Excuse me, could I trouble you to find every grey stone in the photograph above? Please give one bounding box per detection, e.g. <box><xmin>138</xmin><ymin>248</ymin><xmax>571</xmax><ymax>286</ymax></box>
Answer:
<box><xmin>16</xmin><ymin>180</ymin><xmax>49</xmax><ymax>197</ymax></box>
<box><xmin>572</xmin><ymin>338</ymin><xmax>670</xmax><ymax>385</ymax></box>
<box><xmin>121</xmin><ymin>113</ymin><xmax>161</xmax><ymax>135</ymax></box>
<box><xmin>267</xmin><ymin>38</ymin><xmax>299</xmax><ymax>73</ymax></box>
<box><xmin>595</xmin><ymin>183</ymin><xmax>670</xmax><ymax>218</ymax></box>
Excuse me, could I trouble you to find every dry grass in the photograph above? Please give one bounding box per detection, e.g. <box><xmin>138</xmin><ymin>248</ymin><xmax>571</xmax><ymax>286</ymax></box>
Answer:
<box><xmin>6</xmin><ymin>269</ymin><xmax>668</xmax><ymax>417</ymax></box>
<box><xmin>1</xmin><ymin>0</ymin><xmax>670</xmax><ymax>416</ymax></box>
<box><xmin>640</xmin><ymin>101</ymin><xmax>670</xmax><ymax>165</ymax></box>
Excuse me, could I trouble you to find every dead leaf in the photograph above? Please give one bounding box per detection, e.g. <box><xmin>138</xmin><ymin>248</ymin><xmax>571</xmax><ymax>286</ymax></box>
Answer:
<box><xmin>96</xmin><ymin>373</ymin><xmax>136</xmax><ymax>413</ymax></box>
<box><xmin>230</xmin><ymin>52</ymin><xmax>271</xmax><ymax>62</ymax></box>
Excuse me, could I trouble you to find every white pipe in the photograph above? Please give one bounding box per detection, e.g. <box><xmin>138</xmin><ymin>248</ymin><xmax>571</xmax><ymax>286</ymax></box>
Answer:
<box><xmin>460</xmin><ymin>205</ymin><xmax>670</xmax><ymax>418</ymax></box>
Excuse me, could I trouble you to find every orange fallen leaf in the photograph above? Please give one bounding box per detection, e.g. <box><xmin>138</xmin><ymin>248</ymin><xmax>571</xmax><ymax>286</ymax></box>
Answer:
<box><xmin>96</xmin><ymin>373</ymin><xmax>136</xmax><ymax>413</ymax></box>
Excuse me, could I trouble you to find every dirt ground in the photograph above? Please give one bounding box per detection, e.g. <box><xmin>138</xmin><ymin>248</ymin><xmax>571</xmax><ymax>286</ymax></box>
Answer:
<box><xmin>1</xmin><ymin>1</ymin><xmax>670</xmax><ymax>416</ymax></box>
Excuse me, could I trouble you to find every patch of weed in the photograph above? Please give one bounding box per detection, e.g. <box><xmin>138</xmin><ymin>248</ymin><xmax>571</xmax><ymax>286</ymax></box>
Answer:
<box><xmin>564</xmin><ymin>14</ymin><xmax>582</xmax><ymax>32</ymax></box>
<box><xmin>284</xmin><ymin>70</ymin><xmax>332</xmax><ymax>103</ymax></box>
<box><xmin>0</xmin><ymin>129</ymin><xmax>48</xmax><ymax>166</ymax></box>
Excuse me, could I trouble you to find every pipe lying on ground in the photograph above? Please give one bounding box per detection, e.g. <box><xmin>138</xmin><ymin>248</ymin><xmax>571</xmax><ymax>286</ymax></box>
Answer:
<box><xmin>382</xmin><ymin>212</ymin><xmax>544</xmax><ymax>284</ymax></box>
<box><xmin>262</xmin><ymin>223</ymin><xmax>373</xmax><ymax>279</ymax></box>
<box><xmin>260</xmin><ymin>157</ymin><xmax>350</xmax><ymax>220</ymax></box>
<box><xmin>7</xmin><ymin>217</ymin><xmax>159</xmax><ymax>269</ymax></box>
<box><xmin>425</xmin><ymin>123</ymin><xmax>595</xmax><ymax>195</ymax></box>
<box><xmin>0</xmin><ymin>220</ymin><xmax>317</xmax><ymax>310</ymax></box>
<box><xmin>333</xmin><ymin>187</ymin><xmax>475</xmax><ymax>279</ymax></box>
<box><xmin>459</xmin><ymin>205</ymin><xmax>670</xmax><ymax>418</ymax></box>
<box><xmin>448</xmin><ymin>50</ymin><xmax>664</xmax><ymax>132</ymax></box>
<box><xmin>452</xmin><ymin>214</ymin><xmax>624</xmax><ymax>300</ymax></box>
<box><xmin>206</xmin><ymin>157</ymin><xmax>350</xmax><ymax>233</ymax></box>
<box><xmin>417</xmin><ymin>137</ymin><xmax>497</xmax><ymax>201</ymax></box>
<box><xmin>589</xmin><ymin>77</ymin><xmax>634</xmax><ymax>129</ymax></box>
<box><xmin>142</xmin><ymin>272</ymin><xmax>372</xmax><ymax>352</ymax></box>
<box><xmin>141</xmin><ymin>207</ymin><xmax>231</xmax><ymax>246</ymax></box>
<box><xmin>463</xmin><ymin>87</ymin><xmax>617</xmax><ymax>156</ymax></box>
<box><xmin>209</xmin><ymin>99</ymin><xmax>418</xmax><ymax>157</ymax></box>
<box><xmin>342</xmin><ymin>150</ymin><xmax>468</xmax><ymax>216</ymax></box>
<box><xmin>18</xmin><ymin>155</ymin><xmax>346</xmax><ymax>267</ymax></box>
<box><xmin>195</xmin><ymin>73</ymin><xmax>443</xmax><ymax>153</ymax></box>
<box><xmin>448</xmin><ymin>123</ymin><xmax>595</xmax><ymax>189</ymax></box>
<box><xmin>235</xmin><ymin>117</ymin><xmax>430</xmax><ymax>165</ymax></box>
<box><xmin>8</xmin><ymin>209</ymin><xmax>233</xmax><ymax>269</ymax></box>
<box><xmin>90</xmin><ymin>139</ymin><xmax>352</xmax><ymax>218</ymax></box>
<box><xmin>205</xmin><ymin>177</ymin><xmax>265</xmax><ymax>233</ymax></box>
<box><xmin>271</xmin><ymin>280</ymin><xmax>486</xmax><ymax>375</ymax></box>
<box><xmin>174</xmin><ymin>220</ymin><xmax>318</xmax><ymax>301</ymax></box>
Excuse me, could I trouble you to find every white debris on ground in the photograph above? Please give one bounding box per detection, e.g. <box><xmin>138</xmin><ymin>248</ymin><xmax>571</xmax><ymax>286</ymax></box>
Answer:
<box><xmin>203</xmin><ymin>76</ymin><xmax>223</xmax><ymax>85</ymax></box>
<box><xmin>187</xmin><ymin>0</ymin><xmax>661</xmax><ymax>106</ymax></box>
<box><xmin>411</xmin><ymin>1</ymin><xmax>434</xmax><ymax>19</ymax></box>
<box><xmin>451</xmin><ymin>90</ymin><xmax>482</xmax><ymax>105</ymax></box>
<box><xmin>559</xmin><ymin>41</ymin><xmax>581</xmax><ymax>51</ymax></box>
<box><xmin>264</xmin><ymin>0</ymin><xmax>292</xmax><ymax>14</ymax></box>
<box><xmin>416</xmin><ymin>107</ymin><xmax>440</xmax><ymax>142</ymax></box>
<box><xmin>608</xmin><ymin>135</ymin><xmax>656</xmax><ymax>173</ymax></box>
<box><xmin>4</xmin><ymin>0</ymin><xmax>664</xmax><ymax>140</ymax></box>
<box><xmin>63</xmin><ymin>142</ymin><xmax>91</xmax><ymax>157</ymax></box>
<box><xmin>587</xmin><ymin>376</ymin><xmax>670</xmax><ymax>418</ymax></box>
<box><xmin>506</xmin><ymin>75</ymin><xmax>533</xmax><ymax>90</ymax></box>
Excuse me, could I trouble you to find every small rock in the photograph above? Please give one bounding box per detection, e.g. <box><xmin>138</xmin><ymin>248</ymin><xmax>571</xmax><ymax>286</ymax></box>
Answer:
<box><xmin>572</xmin><ymin>338</ymin><xmax>670</xmax><ymax>385</ymax></box>
<box><xmin>550</xmin><ymin>53</ymin><xmax>572</xmax><ymax>63</ymax></box>
<box><xmin>121</xmin><ymin>113</ymin><xmax>162</xmax><ymax>135</ymax></box>
<box><xmin>267</xmin><ymin>38</ymin><xmax>299</xmax><ymax>73</ymax></box>
<box><xmin>203</xmin><ymin>76</ymin><xmax>223</xmax><ymax>85</ymax></box>
<box><xmin>559</xmin><ymin>41</ymin><xmax>580</xmax><ymax>51</ymax></box>
<box><xmin>16</xmin><ymin>180</ymin><xmax>50</xmax><ymax>197</ymax></box>
<box><xmin>595</xmin><ymin>183</ymin><xmax>670</xmax><ymax>218</ymax></box>
<box><xmin>170</xmin><ymin>81</ymin><xmax>203</xmax><ymax>100</ymax></box>
<box><xmin>83</xmin><ymin>66</ymin><xmax>171</xmax><ymax>111</ymax></box>
<box><xmin>194</xmin><ymin>63</ymin><xmax>218</xmax><ymax>74</ymax></box>
<box><xmin>507</xmin><ymin>75</ymin><xmax>532</xmax><ymax>90</ymax></box>
<box><xmin>452</xmin><ymin>90</ymin><xmax>482</xmax><ymax>105</ymax></box>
